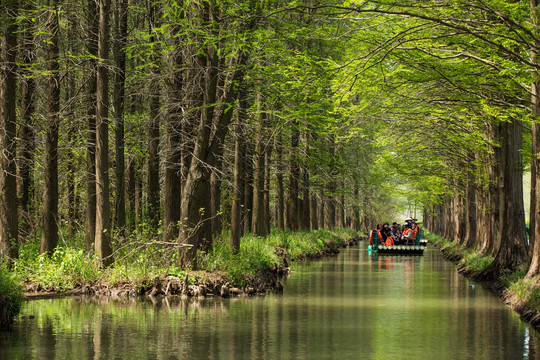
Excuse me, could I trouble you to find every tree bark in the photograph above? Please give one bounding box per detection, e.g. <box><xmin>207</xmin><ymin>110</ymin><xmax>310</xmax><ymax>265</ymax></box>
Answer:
<box><xmin>147</xmin><ymin>0</ymin><xmax>161</xmax><ymax>230</ymax></box>
<box><xmin>85</xmin><ymin>0</ymin><xmax>99</xmax><ymax>252</ymax></box>
<box><xmin>527</xmin><ymin>0</ymin><xmax>540</xmax><ymax>277</ymax></box>
<box><xmin>18</xmin><ymin>1</ymin><xmax>36</xmax><ymax>217</ymax></box>
<box><xmin>230</xmin><ymin>97</ymin><xmax>246</xmax><ymax>252</ymax></box>
<box><xmin>252</xmin><ymin>94</ymin><xmax>266</xmax><ymax>236</ymax></box>
<box><xmin>480</xmin><ymin>119</ymin><xmax>528</xmax><ymax>279</ymax></box>
<box><xmin>285</xmin><ymin>124</ymin><xmax>300</xmax><ymax>230</ymax></box>
<box><xmin>276</xmin><ymin>132</ymin><xmax>285</xmax><ymax>230</ymax></box>
<box><xmin>0</xmin><ymin>0</ymin><xmax>19</xmax><ymax>259</ymax></box>
<box><xmin>41</xmin><ymin>0</ymin><xmax>61</xmax><ymax>254</ymax></box>
<box><xmin>163</xmin><ymin>22</ymin><xmax>183</xmax><ymax>242</ymax></box>
<box><xmin>95</xmin><ymin>0</ymin><xmax>113</xmax><ymax>266</ymax></box>
<box><xmin>113</xmin><ymin>0</ymin><xmax>128</xmax><ymax>236</ymax></box>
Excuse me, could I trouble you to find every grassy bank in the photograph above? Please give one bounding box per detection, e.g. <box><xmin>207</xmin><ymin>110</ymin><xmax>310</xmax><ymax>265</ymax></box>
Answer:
<box><xmin>425</xmin><ymin>231</ymin><xmax>540</xmax><ymax>329</ymax></box>
<box><xmin>0</xmin><ymin>261</ymin><xmax>24</xmax><ymax>329</ymax></box>
<box><xmin>14</xmin><ymin>228</ymin><xmax>360</xmax><ymax>296</ymax></box>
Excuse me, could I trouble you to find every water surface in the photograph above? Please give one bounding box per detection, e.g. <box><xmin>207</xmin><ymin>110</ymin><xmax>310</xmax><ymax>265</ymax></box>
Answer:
<box><xmin>1</xmin><ymin>243</ymin><xmax>538</xmax><ymax>359</ymax></box>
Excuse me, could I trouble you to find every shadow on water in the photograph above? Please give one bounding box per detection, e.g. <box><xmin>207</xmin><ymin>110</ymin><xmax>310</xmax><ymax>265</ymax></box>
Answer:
<box><xmin>2</xmin><ymin>244</ymin><xmax>540</xmax><ymax>359</ymax></box>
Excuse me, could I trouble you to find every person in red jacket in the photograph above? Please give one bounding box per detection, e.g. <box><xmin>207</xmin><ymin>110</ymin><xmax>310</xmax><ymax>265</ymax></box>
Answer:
<box><xmin>402</xmin><ymin>223</ymin><xmax>414</xmax><ymax>245</ymax></box>
<box><xmin>369</xmin><ymin>224</ymin><xmax>382</xmax><ymax>245</ymax></box>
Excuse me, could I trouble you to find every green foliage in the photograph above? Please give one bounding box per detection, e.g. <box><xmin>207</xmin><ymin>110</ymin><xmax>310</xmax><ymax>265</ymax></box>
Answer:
<box><xmin>0</xmin><ymin>260</ymin><xmax>25</xmax><ymax>326</ymax></box>
<box><xmin>199</xmin><ymin>229</ymin><xmax>357</xmax><ymax>287</ymax></box>
<box><xmin>13</xmin><ymin>244</ymin><xmax>101</xmax><ymax>291</ymax></box>
<box><xmin>461</xmin><ymin>251</ymin><xmax>493</xmax><ymax>272</ymax></box>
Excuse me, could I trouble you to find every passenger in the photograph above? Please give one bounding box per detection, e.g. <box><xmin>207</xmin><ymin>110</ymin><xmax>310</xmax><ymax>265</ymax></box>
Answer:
<box><xmin>381</xmin><ymin>223</ymin><xmax>394</xmax><ymax>245</ymax></box>
<box><xmin>401</xmin><ymin>223</ymin><xmax>414</xmax><ymax>245</ymax></box>
<box><xmin>414</xmin><ymin>222</ymin><xmax>422</xmax><ymax>239</ymax></box>
<box><xmin>391</xmin><ymin>222</ymin><xmax>401</xmax><ymax>244</ymax></box>
<box><xmin>369</xmin><ymin>224</ymin><xmax>382</xmax><ymax>246</ymax></box>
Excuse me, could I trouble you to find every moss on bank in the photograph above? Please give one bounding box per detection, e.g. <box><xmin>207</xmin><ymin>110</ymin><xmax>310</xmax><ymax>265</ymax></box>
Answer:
<box><xmin>15</xmin><ymin>228</ymin><xmax>361</xmax><ymax>297</ymax></box>
<box><xmin>425</xmin><ymin>231</ymin><xmax>540</xmax><ymax>331</ymax></box>
<box><xmin>0</xmin><ymin>261</ymin><xmax>24</xmax><ymax>329</ymax></box>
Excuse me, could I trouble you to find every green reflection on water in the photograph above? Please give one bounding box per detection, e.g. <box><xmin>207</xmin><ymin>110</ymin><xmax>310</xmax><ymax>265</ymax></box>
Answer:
<box><xmin>1</xmin><ymin>245</ymin><xmax>539</xmax><ymax>360</ymax></box>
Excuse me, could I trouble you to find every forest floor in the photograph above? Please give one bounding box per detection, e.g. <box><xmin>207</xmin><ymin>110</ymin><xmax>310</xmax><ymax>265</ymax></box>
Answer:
<box><xmin>21</xmin><ymin>231</ymin><xmax>364</xmax><ymax>301</ymax></box>
<box><xmin>426</xmin><ymin>232</ymin><xmax>540</xmax><ymax>333</ymax></box>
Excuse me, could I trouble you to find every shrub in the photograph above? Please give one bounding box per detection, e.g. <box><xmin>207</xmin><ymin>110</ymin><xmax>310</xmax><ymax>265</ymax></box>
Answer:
<box><xmin>0</xmin><ymin>261</ymin><xmax>24</xmax><ymax>329</ymax></box>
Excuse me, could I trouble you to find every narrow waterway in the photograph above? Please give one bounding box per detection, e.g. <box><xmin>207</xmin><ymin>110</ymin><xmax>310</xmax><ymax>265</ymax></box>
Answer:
<box><xmin>2</xmin><ymin>242</ymin><xmax>539</xmax><ymax>359</ymax></box>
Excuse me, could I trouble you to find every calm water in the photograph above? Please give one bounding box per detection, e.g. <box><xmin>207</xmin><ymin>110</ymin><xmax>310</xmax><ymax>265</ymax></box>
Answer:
<box><xmin>1</xmin><ymin>243</ymin><xmax>539</xmax><ymax>359</ymax></box>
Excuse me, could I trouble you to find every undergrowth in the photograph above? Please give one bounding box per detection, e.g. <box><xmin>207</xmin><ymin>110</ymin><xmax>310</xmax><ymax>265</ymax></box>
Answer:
<box><xmin>0</xmin><ymin>260</ymin><xmax>24</xmax><ymax>329</ymax></box>
<box><xmin>12</xmin><ymin>227</ymin><xmax>358</xmax><ymax>291</ymax></box>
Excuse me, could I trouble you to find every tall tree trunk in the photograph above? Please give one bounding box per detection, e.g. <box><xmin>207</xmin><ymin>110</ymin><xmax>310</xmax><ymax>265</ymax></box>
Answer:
<box><xmin>300</xmin><ymin>130</ymin><xmax>310</xmax><ymax>231</ymax></box>
<box><xmin>0</xmin><ymin>0</ymin><xmax>19</xmax><ymax>259</ymax></box>
<box><xmin>147</xmin><ymin>0</ymin><xmax>161</xmax><ymax>229</ymax></box>
<box><xmin>85</xmin><ymin>0</ymin><xmax>99</xmax><ymax>252</ymax></box>
<box><xmin>163</xmin><ymin>23</ymin><xmax>183</xmax><ymax>242</ymax></box>
<box><xmin>41</xmin><ymin>0</ymin><xmax>60</xmax><ymax>254</ymax></box>
<box><xmin>310</xmin><ymin>194</ymin><xmax>318</xmax><ymax>230</ymax></box>
<box><xmin>113</xmin><ymin>0</ymin><xmax>128</xmax><ymax>236</ymax></box>
<box><xmin>276</xmin><ymin>132</ymin><xmax>285</xmax><ymax>230</ymax></box>
<box><xmin>285</xmin><ymin>124</ymin><xmax>300</xmax><ymax>230</ymax></box>
<box><xmin>230</xmin><ymin>98</ymin><xmax>246</xmax><ymax>252</ymax></box>
<box><xmin>127</xmin><ymin>156</ymin><xmax>137</xmax><ymax>233</ymax></box>
<box><xmin>19</xmin><ymin>1</ymin><xmax>36</xmax><ymax>218</ymax></box>
<box><xmin>264</xmin><ymin>137</ymin><xmax>273</xmax><ymax>235</ymax></box>
<box><xmin>243</xmin><ymin>142</ymin><xmax>253</xmax><ymax>235</ymax></box>
<box><xmin>252</xmin><ymin>95</ymin><xmax>266</xmax><ymax>236</ymax></box>
<box><xmin>211</xmin><ymin>156</ymin><xmax>223</xmax><ymax>236</ymax></box>
<box><xmin>463</xmin><ymin>157</ymin><xmax>477</xmax><ymax>248</ymax></box>
<box><xmin>95</xmin><ymin>0</ymin><xmax>113</xmax><ymax>266</ymax></box>
<box><xmin>480</xmin><ymin>119</ymin><xmax>528</xmax><ymax>279</ymax></box>
<box><xmin>66</xmin><ymin>57</ymin><xmax>76</xmax><ymax>238</ymax></box>
<box><xmin>527</xmin><ymin>0</ymin><xmax>540</xmax><ymax>277</ymax></box>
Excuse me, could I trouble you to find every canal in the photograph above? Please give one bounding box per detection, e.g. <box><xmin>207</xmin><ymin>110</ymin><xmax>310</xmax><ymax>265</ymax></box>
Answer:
<box><xmin>1</xmin><ymin>242</ymin><xmax>538</xmax><ymax>359</ymax></box>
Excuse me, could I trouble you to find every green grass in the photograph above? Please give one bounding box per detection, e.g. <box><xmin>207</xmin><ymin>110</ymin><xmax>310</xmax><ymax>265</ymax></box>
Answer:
<box><xmin>12</xmin><ymin>227</ymin><xmax>359</xmax><ymax>291</ymax></box>
<box><xmin>0</xmin><ymin>260</ymin><xmax>25</xmax><ymax>328</ymax></box>
<box><xmin>424</xmin><ymin>231</ymin><xmax>493</xmax><ymax>272</ymax></box>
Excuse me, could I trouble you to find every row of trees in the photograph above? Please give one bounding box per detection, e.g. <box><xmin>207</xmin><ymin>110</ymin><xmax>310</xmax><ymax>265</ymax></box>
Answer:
<box><xmin>6</xmin><ymin>0</ymin><xmax>539</xmax><ymax>283</ymax></box>
<box><xmin>0</xmin><ymin>0</ymin><xmax>399</xmax><ymax>269</ymax></box>
<box><xmin>324</xmin><ymin>0</ymin><xmax>540</xmax><ymax>281</ymax></box>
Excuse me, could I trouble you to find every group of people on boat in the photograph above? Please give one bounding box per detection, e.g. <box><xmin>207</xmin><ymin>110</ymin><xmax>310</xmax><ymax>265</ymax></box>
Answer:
<box><xmin>369</xmin><ymin>218</ymin><xmax>422</xmax><ymax>246</ymax></box>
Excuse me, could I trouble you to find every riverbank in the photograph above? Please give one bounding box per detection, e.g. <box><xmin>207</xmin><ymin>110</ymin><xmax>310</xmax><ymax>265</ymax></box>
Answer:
<box><xmin>425</xmin><ymin>231</ymin><xmax>540</xmax><ymax>332</ymax></box>
<box><xmin>18</xmin><ymin>228</ymin><xmax>362</xmax><ymax>300</ymax></box>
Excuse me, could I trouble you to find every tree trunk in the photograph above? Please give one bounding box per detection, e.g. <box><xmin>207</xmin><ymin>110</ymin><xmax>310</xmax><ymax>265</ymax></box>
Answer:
<box><xmin>310</xmin><ymin>194</ymin><xmax>319</xmax><ymax>230</ymax></box>
<box><xmin>252</xmin><ymin>95</ymin><xmax>266</xmax><ymax>236</ymax></box>
<box><xmin>113</xmin><ymin>0</ymin><xmax>127</xmax><ymax>236</ymax></box>
<box><xmin>147</xmin><ymin>0</ymin><xmax>161</xmax><ymax>230</ymax></box>
<box><xmin>480</xmin><ymin>119</ymin><xmax>528</xmax><ymax>279</ymax></box>
<box><xmin>41</xmin><ymin>0</ymin><xmax>60</xmax><ymax>254</ymax></box>
<box><xmin>85</xmin><ymin>0</ymin><xmax>99</xmax><ymax>252</ymax></box>
<box><xmin>0</xmin><ymin>0</ymin><xmax>19</xmax><ymax>259</ymax></box>
<box><xmin>527</xmin><ymin>0</ymin><xmax>540</xmax><ymax>277</ymax></box>
<box><xmin>163</xmin><ymin>23</ymin><xmax>183</xmax><ymax>242</ymax></box>
<box><xmin>276</xmin><ymin>132</ymin><xmax>285</xmax><ymax>230</ymax></box>
<box><xmin>230</xmin><ymin>99</ymin><xmax>246</xmax><ymax>252</ymax></box>
<box><xmin>95</xmin><ymin>0</ymin><xmax>113</xmax><ymax>266</ymax></box>
<box><xmin>285</xmin><ymin>124</ymin><xmax>300</xmax><ymax>230</ymax></box>
<box><xmin>264</xmin><ymin>138</ymin><xmax>273</xmax><ymax>235</ymax></box>
<box><xmin>127</xmin><ymin>156</ymin><xmax>137</xmax><ymax>233</ymax></box>
<box><xmin>18</xmin><ymin>1</ymin><xmax>36</xmax><ymax>218</ymax></box>
<box><xmin>463</xmin><ymin>156</ymin><xmax>477</xmax><ymax>248</ymax></box>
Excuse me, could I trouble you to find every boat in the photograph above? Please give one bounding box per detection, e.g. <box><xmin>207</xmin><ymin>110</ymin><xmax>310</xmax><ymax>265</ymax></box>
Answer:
<box><xmin>368</xmin><ymin>244</ymin><xmax>425</xmax><ymax>255</ymax></box>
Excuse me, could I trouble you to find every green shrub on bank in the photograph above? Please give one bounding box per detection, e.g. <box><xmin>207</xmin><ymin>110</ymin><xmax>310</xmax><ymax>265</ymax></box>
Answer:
<box><xmin>199</xmin><ymin>228</ymin><xmax>357</xmax><ymax>286</ymax></box>
<box><xmin>425</xmin><ymin>231</ymin><xmax>493</xmax><ymax>272</ymax></box>
<box><xmin>13</xmin><ymin>228</ymin><xmax>358</xmax><ymax>291</ymax></box>
<box><xmin>0</xmin><ymin>261</ymin><xmax>24</xmax><ymax>329</ymax></box>
<box><xmin>14</xmin><ymin>243</ymin><xmax>101</xmax><ymax>290</ymax></box>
